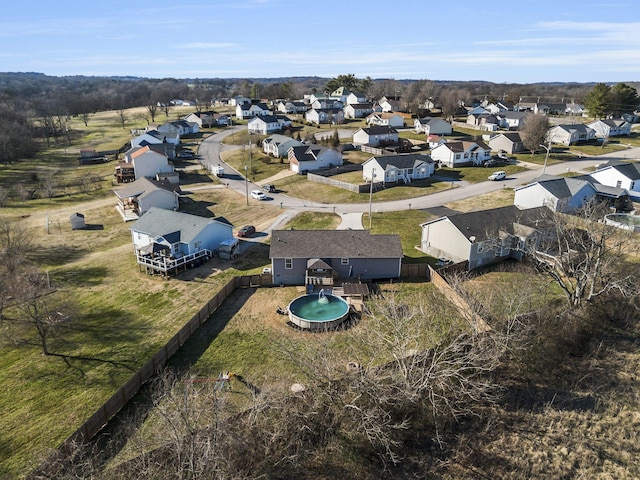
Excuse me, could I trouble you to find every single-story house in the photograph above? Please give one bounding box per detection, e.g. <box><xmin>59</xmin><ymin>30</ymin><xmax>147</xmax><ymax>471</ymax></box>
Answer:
<box><xmin>588</xmin><ymin>161</ymin><xmax>640</xmax><ymax>200</ymax></box>
<box><xmin>277</xmin><ymin>101</ymin><xmax>307</xmax><ymax>114</ymax></box>
<box><xmin>420</xmin><ymin>205</ymin><xmax>553</xmax><ymax>270</ymax></box>
<box><xmin>131</xmin><ymin>129</ymin><xmax>180</xmax><ymax>148</ymax></box>
<box><xmin>159</xmin><ymin>119</ymin><xmax>198</xmax><ymax>136</ymax></box>
<box><xmin>305</xmin><ymin>108</ymin><xmax>345</xmax><ymax>125</ymax></box>
<box><xmin>513</xmin><ymin>176</ymin><xmax>599</xmax><ymax>212</ymax></box>
<box><xmin>310</xmin><ymin>97</ymin><xmax>344</xmax><ymax>110</ymax></box>
<box><xmin>495</xmin><ymin>111</ymin><xmax>529</xmax><ymax>130</ymax></box>
<box><xmin>487</xmin><ymin>132</ymin><xmax>525</xmax><ymax>154</ymax></box>
<box><xmin>548</xmin><ymin>124</ymin><xmax>597</xmax><ymax>145</ymax></box>
<box><xmin>288</xmin><ymin>145</ymin><xmax>343</xmax><ymax>174</ymax></box>
<box><xmin>362</xmin><ymin>153</ymin><xmax>435</xmax><ymax>185</ymax></box>
<box><xmin>114</xmin><ymin>177</ymin><xmax>180</xmax><ymax>221</ymax></box>
<box><xmin>344</xmin><ymin>103</ymin><xmax>375</xmax><ymax>119</ymax></box>
<box><xmin>414</xmin><ymin>117</ymin><xmax>453</xmax><ymax>136</ymax></box>
<box><xmin>430</xmin><ymin>140</ymin><xmax>492</xmax><ymax>167</ymax></box>
<box><xmin>352</xmin><ymin>126</ymin><xmax>399</xmax><ymax>146</ymax></box>
<box><xmin>366</xmin><ymin>112</ymin><xmax>405</xmax><ymax>128</ymax></box>
<box><xmin>236</xmin><ymin>101</ymin><xmax>271</xmax><ymax>119</ymax></box>
<box><xmin>263</xmin><ymin>134</ymin><xmax>305</xmax><ymax>158</ymax></box>
<box><xmin>247</xmin><ymin>115</ymin><xmax>291</xmax><ymax>134</ymax></box>
<box><xmin>269</xmin><ymin>229</ymin><xmax>403</xmax><ymax>286</ymax></box>
<box><xmin>587</xmin><ymin>119</ymin><xmax>632</xmax><ymax>138</ymax></box>
<box><xmin>130</xmin><ymin>207</ymin><xmax>233</xmax><ymax>274</ymax></box>
<box><xmin>427</xmin><ymin>135</ymin><xmax>447</xmax><ymax>149</ymax></box>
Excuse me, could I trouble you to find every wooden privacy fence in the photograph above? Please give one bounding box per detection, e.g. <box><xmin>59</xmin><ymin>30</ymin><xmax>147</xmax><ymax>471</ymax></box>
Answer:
<box><xmin>60</xmin><ymin>276</ymin><xmax>239</xmax><ymax>447</ymax></box>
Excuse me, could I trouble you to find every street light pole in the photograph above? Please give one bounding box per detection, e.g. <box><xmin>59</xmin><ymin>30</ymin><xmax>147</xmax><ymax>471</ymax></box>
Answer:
<box><xmin>539</xmin><ymin>141</ymin><xmax>551</xmax><ymax>175</ymax></box>
<box><xmin>244</xmin><ymin>165</ymin><xmax>249</xmax><ymax>206</ymax></box>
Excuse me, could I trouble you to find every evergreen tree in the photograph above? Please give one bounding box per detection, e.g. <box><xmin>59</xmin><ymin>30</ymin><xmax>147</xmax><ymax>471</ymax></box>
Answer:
<box><xmin>584</xmin><ymin>83</ymin><xmax>612</xmax><ymax>119</ymax></box>
<box><xmin>610</xmin><ymin>83</ymin><xmax>640</xmax><ymax>117</ymax></box>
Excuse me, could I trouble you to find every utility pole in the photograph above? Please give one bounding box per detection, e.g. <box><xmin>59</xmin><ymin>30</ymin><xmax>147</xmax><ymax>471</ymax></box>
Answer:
<box><xmin>244</xmin><ymin>165</ymin><xmax>249</xmax><ymax>205</ymax></box>
<box><xmin>368</xmin><ymin>168</ymin><xmax>375</xmax><ymax>230</ymax></box>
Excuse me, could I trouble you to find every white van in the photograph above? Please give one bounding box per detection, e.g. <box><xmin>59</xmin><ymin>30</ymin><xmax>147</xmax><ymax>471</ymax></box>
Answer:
<box><xmin>488</xmin><ymin>171</ymin><xmax>506</xmax><ymax>181</ymax></box>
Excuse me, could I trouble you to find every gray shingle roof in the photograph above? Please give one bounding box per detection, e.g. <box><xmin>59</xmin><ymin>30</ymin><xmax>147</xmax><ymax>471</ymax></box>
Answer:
<box><xmin>131</xmin><ymin>207</ymin><xmax>227</xmax><ymax>243</ymax></box>
<box><xmin>422</xmin><ymin>206</ymin><xmax>552</xmax><ymax>242</ymax></box>
<box><xmin>269</xmin><ymin>230</ymin><xmax>403</xmax><ymax>259</ymax></box>
<box><xmin>370</xmin><ymin>153</ymin><xmax>433</xmax><ymax>170</ymax></box>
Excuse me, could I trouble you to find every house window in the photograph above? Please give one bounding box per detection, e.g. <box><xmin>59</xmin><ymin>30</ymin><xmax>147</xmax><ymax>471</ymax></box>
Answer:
<box><xmin>194</xmin><ymin>241</ymin><xmax>201</xmax><ymax>250</ymax></box>
<box><xmin>616</xmin><ymin>180</ymin><xmax>622</xmax><ymax>188</ymax></box>
<box><xmin>341</xmin><ymin>258</ymin><xmax>349</xmax><ymax>265</ymax></box>
<box><xmin>173</xmin><ymin>244</ymin><xmax>180</xmax><ymax>254</ymax></box>
<box><xmin>285</xmin><ymin>258</ymin><xmax>293</xmax><ymax>269</ymax></box>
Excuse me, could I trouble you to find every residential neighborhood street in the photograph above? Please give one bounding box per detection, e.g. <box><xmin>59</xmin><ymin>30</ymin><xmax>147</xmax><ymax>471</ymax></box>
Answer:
<box><xmin>198</xmin><ymin>128</ymin><xmax>640</xmax><ymax>232</ymax></box>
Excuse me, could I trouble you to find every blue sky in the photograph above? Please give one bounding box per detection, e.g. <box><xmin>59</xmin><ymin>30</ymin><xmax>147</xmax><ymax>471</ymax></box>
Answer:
<box><xmin>2</xmin><ymin>0</ymin><xmax>639</xmax><ymax>83</ymax></box>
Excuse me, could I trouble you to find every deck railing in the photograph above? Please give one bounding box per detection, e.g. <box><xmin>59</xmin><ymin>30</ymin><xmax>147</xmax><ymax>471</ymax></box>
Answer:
<box><xmin>136</xmin><ymin>249</ymin><xmax>212</xmax><ymax>273</ymax></box>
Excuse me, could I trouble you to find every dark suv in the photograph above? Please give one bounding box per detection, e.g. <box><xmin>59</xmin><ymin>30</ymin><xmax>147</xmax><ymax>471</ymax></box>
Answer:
<box><xmin>237</xmin><ymin>225</ymin><xmax>256</xmax><ymax>237</ymax></box>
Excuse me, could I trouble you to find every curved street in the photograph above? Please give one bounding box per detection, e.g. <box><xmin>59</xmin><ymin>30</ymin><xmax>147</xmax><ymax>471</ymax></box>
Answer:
<box><xmin>197</xmin><ymin>127</ymin><xmax>640</xmax><ymax>231</ymax></box>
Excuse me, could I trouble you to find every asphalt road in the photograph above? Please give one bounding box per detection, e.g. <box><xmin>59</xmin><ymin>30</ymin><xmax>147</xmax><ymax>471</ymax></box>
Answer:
<box><xmin>199</xmin><ymin>129</ymin><xmax>640</xmax><ymax>217</ymax></box>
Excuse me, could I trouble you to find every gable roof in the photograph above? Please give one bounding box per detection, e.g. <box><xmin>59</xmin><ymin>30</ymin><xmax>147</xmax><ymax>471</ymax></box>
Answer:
<box><xmin>607</xmin><ymin>162</ymin><xmax>640</xmax><ymax>180</ymax></box>
<box><xmin>367</xmin><ymin>153</ymin><xmax>433</xmax><ymax>170</ymax></box>
<box><xmin>358</xmin><ymin>126</ymin><xmax>398</xmax><ymax>136</ymax></box>
<box><xmin>289</xmin><ymin>144</ymin><xmax>332</xmax><ymax>162</ymax></box>
<box><xmin>422</xmin><ymin>206</ymin><xmax>553</xmax><ymax>242</ymax></box>
<box><xmin>114</xmin><ymin>176</ymin><xmax>179</xmax><ymax>199</ymax></box>
<box><xmin>131</xmin><ymin>207</ymin><xmax>228</xmax><ymax>243</ymax></box>
<box><xmin>269</xmin><ymin>230</ymin><xmax>403</xmax><ymax>259</ymax></box>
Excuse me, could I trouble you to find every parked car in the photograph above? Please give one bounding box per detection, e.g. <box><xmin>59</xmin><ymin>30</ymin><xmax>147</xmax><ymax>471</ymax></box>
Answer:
<box><xmin>237</xmin><ymin>225</ymin><xmax>256</xmax><ymax>237</ymax></box>
<box><xmin>177</xmin><ymin>150</ymin><xmax>195</xmax><ymax>159</ymax></box>
<box><xmin>262</xmin><ymin>184</ymin><xmax>276</xmax><ymax>193</ymax></box>
<box><xmin>488</xmin><ymin>171</ymin><xmax>507</xmax><ymax>181</ymax></box>
<box><xmin>251</xmin><ymin>190</ymin><xmax>268</xmax><ymax>200</ymax></box>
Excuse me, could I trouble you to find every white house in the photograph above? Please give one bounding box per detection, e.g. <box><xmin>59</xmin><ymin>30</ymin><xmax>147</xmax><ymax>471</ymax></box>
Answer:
<box><xmin>305</xmin><ymin>108</ymin><xmax>344</xmax><ymax>125</ymax></box>
<box><xmin>345</xmin><ymin>91</ymin><xmax>367</xmax><ymax>105</ymax></box>
<box><xmin>236</xmin><ymin>101</ymin><xmax>271</xmax><ymax>119</ymax></box>
<box><xmin>495</xmin><ymin>111</ymin><xmax>528</xmax><ymax>130</ymax></box>
<box><xmin>589</xmin><ymin>162</ymin><xmax>640</xmax><ymax>200</ymax></box>
<box><xmin>362</xmin><ymin>153</ymin><xmax>435</xmax><ymax>185</ymax></box>
<box><xmin>366</xmin><ymin>112</ymin><xmax>405</xmax><ymax>128</ymax></box>
<box><xmin>263</xmin><ymin>134</ymin><xmax>304</xmax><ymax>158</ymax></box>
<box><xmin>430</xmin><ymin>141</ymin><xmax>491</xmax><ymax>167</ymax></box>
<box><xmin>344</xmin><ymin>103</ymin><xmax>375</xmax><ymax>119</ymax></box>
<box><xmin>352</xmin><ymin>126</ymin><xmax>399</xmax><ymax>146</ymax></box>
<box><xmin>378</xmin><ymin>98</ymin><xmax>405</xmax><ymax>113</ymax></box>
<box><xmin>114</xmin><ymin>177</ymin><xmax>180</xmax><ymax>221</ymax></box>
<box><xmin>277</xmin><ymin>101</ymin><xmax>307</xmax><ymax>114</ymax></box>
<box><xmin>414</xmin><ymin>117</ymin><xmax>452</xmax><ymax>135</ymax></box>
<box><xmin>513</xmin><ymin>177</ymin><xmax>599</xmax><ymax>212</ymax></box>
<box><xmin>587</xmin><ymin>119</ymin><xmax>632</xmax><ymax>138</ymax></box>
<box><xmin>420</xmin><ymin>206</ymin><xmax>552</xmax><ymax>270</ymax></box>
<box><xmin>131</xmin><ymin>129</ymin><xmax>180</xmax><ymax>147</ymax></box>
<box><xmin>548</xmin><ymin>124</ymin><xmax>597</xmax><ymax>145</ymax></box>
<box><xmin>247</xmin><ymin>115</ymin><xmax>287</xmax><ymax>135</ymax></box>
<box><xmin>310</xmin><ymin>97</ymin><xmax>344</xmax><ymax>110</ymax></box>
<box><xmin>115</xmin><ymin>145</ymin><xmax>174</xmax><ymax>183</ymax></box>
<box><xmin>288</xmin><ymin>145</ymin><xmax>343</xmax><ymax>174</ymax></box>
<box><xmin>130</xmin><ymin>207</ymin><xmax>233</xmax><ymax>275</ymax></box>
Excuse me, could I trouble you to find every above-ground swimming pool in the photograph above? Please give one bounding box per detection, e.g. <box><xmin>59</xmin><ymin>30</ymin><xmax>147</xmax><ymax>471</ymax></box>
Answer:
<box><xmin>288</xmin><ymin>291</ymin><xmax>350</xmax><ymax>331</ymax></box>
<box><xmin>604</xmin><ymin>213</ymin><xmax>640</xmax><ymax>232</ymax></box>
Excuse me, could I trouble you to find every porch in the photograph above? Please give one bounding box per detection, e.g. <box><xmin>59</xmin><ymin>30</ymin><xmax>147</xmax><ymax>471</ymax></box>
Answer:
<box><xmin>135</xmin><ymin>248</ymin><xmax>213</xmax><ymax>276</ymax></box>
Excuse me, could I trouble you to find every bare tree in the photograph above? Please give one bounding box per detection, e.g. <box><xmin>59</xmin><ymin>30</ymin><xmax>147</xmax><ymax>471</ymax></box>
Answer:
<box><xmin>525</xmin><ymin>201</ymin><xmax>639</xmax><ymax>308</ymax></box>
<box><xmin>116</xmin><ymin>109</ymin><xmax>127</xmax><ymax>129</ymax></box>
<box><xmin>146</xmin><ymin>103</ymin><xmax>158</xmax><ymax>123</ymax></box>
<box><xmin>522</xmin><ymin>113</ymin><xmax>550</xmax><ymax>154</ymax></box>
